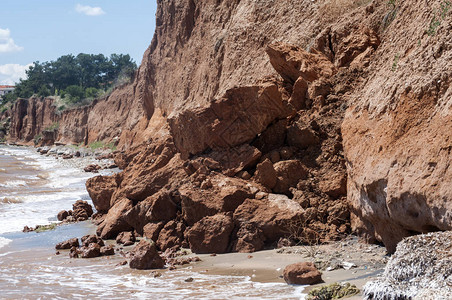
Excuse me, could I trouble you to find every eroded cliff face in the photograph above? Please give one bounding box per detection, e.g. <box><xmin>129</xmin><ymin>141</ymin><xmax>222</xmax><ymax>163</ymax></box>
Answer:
<box><xmin>342</xmin><ymin>0</ymin><xmax>452</xmax><ymax>252</ymax></box>
<box><xmin>5</xmin><ymin>0</ymin><xmax>452</xmax><ymax>253</ymax></box>
<box><xmin>86</xmin><ymin>0</ymin><xmax>386</xmax><ymax>253</ymax></box>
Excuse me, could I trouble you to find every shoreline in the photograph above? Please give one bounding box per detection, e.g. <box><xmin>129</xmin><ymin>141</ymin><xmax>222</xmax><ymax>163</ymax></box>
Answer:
<box><xmin>1</xmin><ymin>143</ymin><xmax>388</xmax><ymax>299</ymax></box>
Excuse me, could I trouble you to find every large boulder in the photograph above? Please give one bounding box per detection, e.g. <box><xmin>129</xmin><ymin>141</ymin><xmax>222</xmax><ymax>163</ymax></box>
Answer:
<box><xmin>283</xmin><ymin>262</ymin><xmax>322</xmax><ymax>285</ymax></box>
<box><xmin>123</xmin><ymin>191</ymin><xmax>178</xmax><ymax>235</ymax></box>
<box><xmin>72</xmin><ymin>200</ymin><xmax>93</xmax><ymax>221</ymax></box>
<box><xmin>156</xmin><ymin>221</ymin><xmax>186</xmax><ymax>251</ymax></box>
<box><xmin>116</xmin><ymin>231</ymin><xmax>136</xmax><ymax>246</ymax></box>
<box><xmin>273</xmin><ymin>160</ymin><xmax>308</xmax><ymax>194</ymax></box>
<box><xmin>233</xmin><ymin>194</ymin><xmax>304</xmax><ymax>243</ymax></box>
<box><xmin>364</xmin><ymin>231</ymin><xmax>452</xmax><ymax>299</ymax></box>
<box><xmin>81</xmin><ymin>243</ymin><xmax>101</xmax><ymax>258</ymax></box>
<box><xmin>86</xmin><ymin>175</ymin><xmax>118</xmax><ymax>213</ymax></box>
<box><xmin>143</xmin><ymin>222</ymin><xmax>165</xmax><ymax>242</ymax></box>
<box><xmin>180</xmin><ymin>174</ymin><xmax>255</xmax><ymax>226</ymax></box>
<box><xmin>186</xmin><ymin>214</ymin><xmax>234</xmax><ymax>254</ymax></box>
<box><xmin>129</xmin><ymin>240</ymin><xmax>165</xmax><ymax>270</ymax></box>
<box><xmin>233</xmin><ymin>222</ymin><xmax>266</xmax><ymax>253</ymax></box>
<box><xmin>266</xmin><ymin>42</ymin><xmax>336</xmax><ymax>84</ymax></box>
<box><xmin>169</xmin><ymin>83</ymin><xmax>294</xmax><ymax>157</ymax></box>
<box><xmin>96</xmin><ymin>198</ymin><xmax>133</xmax><ymax>239</ymax></box>
<box><xmin>253</xmin><ymin>159</ymin><xmax>277</xmax><ymax>190</ymax></box>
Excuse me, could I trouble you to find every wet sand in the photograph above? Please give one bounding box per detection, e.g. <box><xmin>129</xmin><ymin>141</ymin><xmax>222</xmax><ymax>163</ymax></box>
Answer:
<box><xmin>184</xmin><ymin>237</ymin><xmax>387</xmax><ymax>298</ymax></box>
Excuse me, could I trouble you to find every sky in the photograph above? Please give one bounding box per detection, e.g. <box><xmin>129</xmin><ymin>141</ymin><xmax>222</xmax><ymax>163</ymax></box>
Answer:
<box><xmin>0</xmin><ymin>1</ymin><xmax>157</xmax><ymax>85</ymax></box>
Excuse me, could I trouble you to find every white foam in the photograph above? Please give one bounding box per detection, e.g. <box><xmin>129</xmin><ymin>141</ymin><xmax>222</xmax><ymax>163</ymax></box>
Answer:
<box><xmin>0</xmin><ymin>180</ymin><xmax>27</xmax><ymax>187</ymax></box>
<box><xmin>0</xmin><ymin>237</ymin><xmax>11</xmax><ymax>250</ymax></box>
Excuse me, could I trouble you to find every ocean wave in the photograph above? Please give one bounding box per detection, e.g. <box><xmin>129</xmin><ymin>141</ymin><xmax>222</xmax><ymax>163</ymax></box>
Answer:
<box><xmin>0</xmin><ymin>197</ymin><xmax>23</xmax><ymax>205</ymax></box>
<box><xmin>0</xmin><ymin>180</ymin><xmax>27</xmax><ymax>188</ymax></box>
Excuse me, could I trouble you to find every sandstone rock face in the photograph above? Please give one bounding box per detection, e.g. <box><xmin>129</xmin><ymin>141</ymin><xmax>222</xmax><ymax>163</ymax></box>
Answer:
<box><xmin>11</xmin><ymin>0</ymin><xmax>439</xmax><ymax>256</ymax></box>
<box><xmin>186</xmin><ymin>214</ymin><xmax>234</xmax><ymax>254</ymax></box>
<box><xmin>8</xmin><ymin>98</ymin><xmax>57</xmax><ymax>144</ymax></box>
<box><xmin>266</xmin><ymin>42</ymin><xmax>336</xmax><ymax>83</ymax></box>
<box><xmin>364</xmin><ymin>232</ymin><xmax>452</xmax><ymax>299</ymax></box>
<box><xmin>341</xmin><ymin>0</ymin><xmax>452</xmax><ymax>252</ymax></box>
<box><xmin>283</xmin><ymin>262</ymin><xmax>322</xmax><ymax>285</ymax></box>
<box><xmin>129</xmin><ymin>240</ymin><xmax>165</xmax><ymax>270</ymax></box>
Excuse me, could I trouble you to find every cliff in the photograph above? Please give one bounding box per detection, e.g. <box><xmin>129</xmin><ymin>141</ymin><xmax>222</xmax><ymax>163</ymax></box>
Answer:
<box><xmin>4</xmin><ymin>0</ymin><xmax>452</xmax><ymax>254</ymax></box>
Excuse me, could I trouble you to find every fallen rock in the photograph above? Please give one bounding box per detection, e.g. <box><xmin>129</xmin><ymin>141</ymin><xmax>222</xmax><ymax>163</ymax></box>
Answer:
<box><xmin>86</xmin><ymin>175</ymin><xmax>118</xmax><ymax>213</ymax></box>
<box><xmin>57</xmin><ymin>210</ymin><xmax>69</xmax><ymax>221</ymax></box>
<box><xmin>129</xmin><ymin>240</ymin><xmax>165</xmax><ymax>270</ymax></box>
<box><xmin>84</xmin><ymin>164</ymin><xmax>101</xmax><ymax>173</ymax></box>
<box><xmin>143</xmin><ymin>222</ymin><xmax>165</xmax><ymax>242</ymax></box>
<box><xmin>253</xmin><ymin>159</ymin><xmax>277</xmax><ymax>190</ymax></box>
<box><xmin>266</xmin><ymin>42</ymin><xmax>336</xmax><ymax>83</ymax></box>
<box><xmin>116</xmin><ymin>231</ymin><xmax>136</xmax><ymax>246</ymax></box>
<box><xmin>72</xmin><ymin>200</ymin><xmax>94</xmax><ymax>221</ymax></box>
<box><xmin>81</xmin><ymin>234</ymin><xmax>104</xmax><ymax>247</ymax></box>
<box><xmin>233</xmin><ymin>222</ymin><xmax>266</xmax><ymax>253</ymax></box>
<box><xmin>56</xmin><ymin>238</ymin><xmax>79</xmax><ymax>250</ymax></box>
<box><xmin>69</xmin><ymin>246</ymin><xmax>80</xmax><ymax>258</ymax></box>
<box><xmin>233</xmin><ymin>195</ymin><xmax>304</xmax><ymax>243</ymax></box>
<box><xmin>156</xmin><ymin>220</ymin><xmax>185</xmax><ymax>251</ymax></box>
<box><xmin>180</xmin><ymin>175</ymin><xmax>255</xmax><ymax>226</ymax></box>
<box><xmin>96</xmin><ymin>198</ymin><xmax>133</xmax><ymax>239</ymax></box>
<box><xmin>364</xmin><ymin>231</ymin><xmax>452</xmax><ymax>300</ymax></box>
<box><xmin>123</xmin><ymin>191</ymin><xmax>178</xmax><ymax>235</ymax></box>
<box><xmin>283</xmin><ymin>262</ymin><xmax>322</xmax><ymax>285</ymax></box>
<box><xmin>100</xmin><ymin>245</ymin><xmax>115</xmax><ymax>256</ymax></box>
<box><xmin>286</xmin><ymin>122</ymin><xmax>319</xmax><ymax>150</ymax></box>
<box><xmin>81</xmin><ymin>243</ymin><xmax>101</xmax><ymax>258</ymax></box>
<box><xmin>273</xmin><ymin>160</ymin><xmax>308</xmax><ymax>194</ymax></box>
<box><xmin>187</xmin><ymin>214</ymin><xmax>234</xmax><ymax>254</ymax></box>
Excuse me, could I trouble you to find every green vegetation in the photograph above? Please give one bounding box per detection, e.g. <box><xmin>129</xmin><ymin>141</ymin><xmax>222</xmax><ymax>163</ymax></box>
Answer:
<box><xmin>44</xmin><ymin>122</ymin><xmax>59</xmax><ymax>131</ymax></box>
<box><xmin>426</xmin><ymin>0</ymin><xmax>451</xmax><ymax>36</ymax></box>
<box><xmin>2</xmin><ymin>53</ymin><xmax>137</xmax><ymax>110</ymax></box>
<box><xmin>88</xmin><ymin>140</ymin><xmax>116</xmax><ymax>151</ymax></box>
<box><xmin>307</xmin><ymin>282</ymin><xmax>360</xmax><ymax>300</ymax></box>
<box><xmin>392</xmin><ymin>53</ymin><xmax>400</xmax><ymax>71</ymax></box>
<box><xmin>34</xmin><ymin>223</ymin><xmax>58</xmax><ymax>233</ymax></box>
<box><xmin>33</xmin><ymin>134</ymin><xmax>42</xmax><ymax>145</ymax></box>
<box><xmin>382</xmin><ymin>0</ymin><xmax>398</xmax><ymax>30</ymax></box>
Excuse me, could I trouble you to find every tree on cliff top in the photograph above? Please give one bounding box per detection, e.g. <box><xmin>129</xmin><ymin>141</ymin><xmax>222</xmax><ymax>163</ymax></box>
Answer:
<box><xmin>4</xmin><ymin>53</ymin><xmax>137</xmax><ymax>106</ymax></box>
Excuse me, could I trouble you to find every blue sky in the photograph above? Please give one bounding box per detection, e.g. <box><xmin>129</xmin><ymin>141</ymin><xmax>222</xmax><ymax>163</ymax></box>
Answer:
<box><xmin>0</xmin><ymin>1</ymin><xmax>157</xmax><ymax>85</ymax></box>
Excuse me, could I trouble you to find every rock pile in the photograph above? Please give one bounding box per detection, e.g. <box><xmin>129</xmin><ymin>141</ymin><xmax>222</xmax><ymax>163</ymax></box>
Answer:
<box><xmin>57</xmin><ymin>200</ymin><xmax>93</xmax><ymax>222</ymax></box>
<box><xmin>56</xmin><ymin>235</ymin><xmax>114</xmax><ymax>259</ymax></box>
<box><xmin>86</xmin><ymin>36</ymin><xmax>368</xmax><ymax>254</ymax></box>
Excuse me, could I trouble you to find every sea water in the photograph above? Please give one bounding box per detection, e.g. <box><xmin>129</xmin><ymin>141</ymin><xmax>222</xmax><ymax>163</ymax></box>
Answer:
<box><xmin>0</xmin><ymin>145</ymin><xmax>304</xmax><ymax>299</ymax></box>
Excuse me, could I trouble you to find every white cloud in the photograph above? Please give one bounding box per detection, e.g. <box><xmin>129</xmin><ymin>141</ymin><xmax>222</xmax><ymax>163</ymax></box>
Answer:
<box><xmin>0</xmin><ymin>63</ymin><xmax>32</xmax><ymax>85</ymax></box>
<box><xmin>0</xmin><ymin>28</ymin><xmax>23</xmax><ymax>53</ymax></box>
<box><xmin>75</xmin><ymin>4</ymin><xmax>106</xmax><ymax>16</ymax></box>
